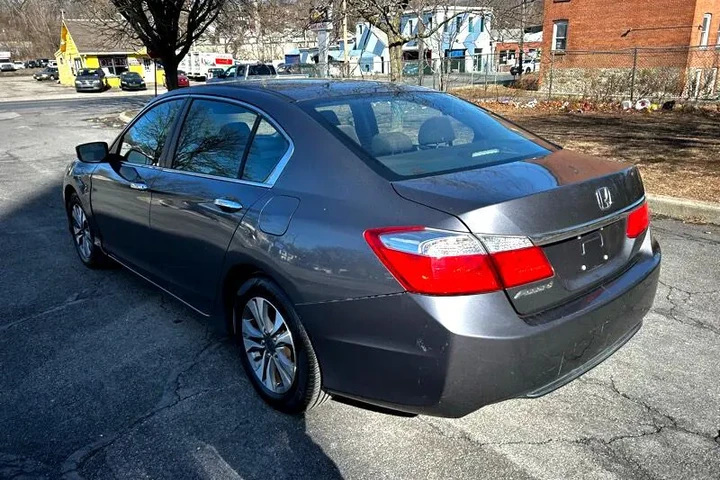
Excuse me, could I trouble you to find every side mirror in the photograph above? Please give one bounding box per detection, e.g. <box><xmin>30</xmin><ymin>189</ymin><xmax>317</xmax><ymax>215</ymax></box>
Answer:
<box><xmin>76</xmin><ymin>142</ymin><xmax>109</xmax><ymax>163</ymax></box>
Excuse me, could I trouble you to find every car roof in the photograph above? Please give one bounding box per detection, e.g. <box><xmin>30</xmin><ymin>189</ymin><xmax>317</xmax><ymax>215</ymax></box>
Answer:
<box><xmin>174</xmin><ymin>79</ymin><xmax>434</xmax><ymax>103</ymax></box>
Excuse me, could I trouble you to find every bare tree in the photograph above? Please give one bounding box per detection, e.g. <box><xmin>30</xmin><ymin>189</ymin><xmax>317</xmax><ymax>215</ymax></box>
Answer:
<box><xmin>347</xmin><ymin>0</ymin><xmax>483</xmax><ymax>81</ymax></box>
<box><xmin>211</xmin><ymin>0</ymin><xmax>316</xmax><ymax>61</ymax></box>
<box><xmin>84</xmin><ymin>0</ymin><xmax>232</xmax><ymax>89</ymax></box>
<box><xmin>0</xmin><ymin>0</ymin><xmax>77</xmax><ymax>57</ymax></box>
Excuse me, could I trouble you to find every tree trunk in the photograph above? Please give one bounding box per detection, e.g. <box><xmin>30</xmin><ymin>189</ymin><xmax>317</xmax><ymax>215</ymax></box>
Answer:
<box><xmin>389</xmin><ymin>40</ymin><xmax>404</xmax><ymax>82</ymax></box>
<box><xmin>418</xmin><ymin>20</ymin><xmax>425</xmax><ymax>86</ymax></box>
<box><xmin>163</xmin><ymin>56</ymin><xmax>179</xmax><ymax>90</ymax></box>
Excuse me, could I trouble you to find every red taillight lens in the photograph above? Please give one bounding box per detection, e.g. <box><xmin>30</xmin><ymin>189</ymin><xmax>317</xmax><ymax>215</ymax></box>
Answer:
<box><xmin>364</xmin><ymin>227</ymin><xmax>500</xmax><ymax>295</ymax></box>
<box><xmin>490</xmin><ymin>246</ymin><xmax>555</xmax><ymax>288</ymax></box>
<box><xmin>364</xmin><ymin>227</ymin><xmax>554</xmax><ymax>295</ymax></box>
<box><xmin>626</xmin><ymin>202</ymin><xmax>650</xmax><ymax>238</ymax></box>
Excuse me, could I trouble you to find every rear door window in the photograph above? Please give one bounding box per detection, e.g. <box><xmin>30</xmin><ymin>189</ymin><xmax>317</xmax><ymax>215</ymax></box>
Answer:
<box><xmin>242</xmin><ymin>119</ymin><xmax>290</xmax><ymax>183</ymax></box>
<box><xmin>168</xmin><ymin>99</ymin><xmax>290</xmax><ymax>184</ymax></box>
<box><xmin>172</xmin><ymin>99</ymin><xmax>257</xmax><ymax>178</ymax></box>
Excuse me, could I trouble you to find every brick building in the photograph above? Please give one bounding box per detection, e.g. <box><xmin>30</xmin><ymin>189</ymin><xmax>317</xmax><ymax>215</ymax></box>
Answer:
<box><xmin>493</xmin><ymin>27</ymin><xmax>543</xmax><ymax>72</ymax></box>
<box><xmin>541</xmin><ymin>0</ymin><xmax>720</xmax><ymax>99</ymax></box>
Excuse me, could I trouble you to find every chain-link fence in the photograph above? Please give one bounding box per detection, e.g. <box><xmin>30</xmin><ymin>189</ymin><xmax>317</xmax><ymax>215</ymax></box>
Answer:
<box><xmin>544</xmin><ymin>46</ymin><xmax>720</xmax><ymax>102</ymax></box>
<box><xmin>284</xmin><ymin>46</ymin><xmax>720</xmax><ymax>103</ymax></box>
<box><xmin>290</xmin><ymin>52</ymin><xmax>531</xmax><ymax>92</ymax></box>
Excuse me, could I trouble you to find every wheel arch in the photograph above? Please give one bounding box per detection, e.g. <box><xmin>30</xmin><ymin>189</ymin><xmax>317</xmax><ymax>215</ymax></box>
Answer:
<box><xmin>219</xmin><ymin>260</ymin><xmax>295</xmax><ymax>334</ymax></box>
<box><xmin>63</xmin><ymin>184</ymin><xmax>77</xmax><ymax>207</ymax></box>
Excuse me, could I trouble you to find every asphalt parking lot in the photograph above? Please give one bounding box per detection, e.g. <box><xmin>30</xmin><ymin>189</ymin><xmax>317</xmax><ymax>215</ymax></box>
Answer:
<box><xmin>1</xmin><ymin>96</ymin><xmax>719</xmax><ymax>480</ymax></box>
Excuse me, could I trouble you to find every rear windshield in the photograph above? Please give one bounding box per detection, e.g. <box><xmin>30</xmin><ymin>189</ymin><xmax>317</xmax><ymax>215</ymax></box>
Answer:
<box><xmin>302</xmin><ymin>92</ymin><xmax>552</xmax><ymax>180</ymax></box>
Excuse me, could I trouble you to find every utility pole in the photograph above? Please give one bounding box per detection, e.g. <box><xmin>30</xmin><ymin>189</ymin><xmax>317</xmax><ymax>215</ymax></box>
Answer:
<box><xmin>343</xmin><ymin>0</ymin><xmax>349</xmax><ymax>76</ymax></box>
<box><xmin>418</xmin><ymin>12</ymin><xmax>425</xmax><ymax>86</ymax></box>
<box><xmin>517</xmin><ymin>0</ymin><xmax>525</xmax><ymax>77</ymax></box>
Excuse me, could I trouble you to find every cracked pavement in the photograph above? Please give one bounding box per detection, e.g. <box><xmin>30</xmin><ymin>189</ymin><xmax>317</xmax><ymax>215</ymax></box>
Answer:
<box><xmin>0</xmin><ymin>97</ymin><xmax>718</xmax><ymax>479</ymax></box>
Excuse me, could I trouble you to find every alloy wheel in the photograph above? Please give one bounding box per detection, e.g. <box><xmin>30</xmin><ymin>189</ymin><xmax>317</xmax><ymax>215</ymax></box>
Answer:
<box><xmin>70</xmin><ymin>204</ymin><xmax>93</xmax><ymax>261</ymax></box>
<box><xmin>239</xmin><ymin>296</ymin><xmax>297</xmax><ymax>394</ymax></box>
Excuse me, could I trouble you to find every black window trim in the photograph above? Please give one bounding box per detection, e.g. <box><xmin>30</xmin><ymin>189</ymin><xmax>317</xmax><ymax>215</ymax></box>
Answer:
<box><xmin>112</xmin><ymin>94</ymin><xmax>295</xmax><ymax>188</ymax></box>
<box><xmin>162</xmin><ymin>94</ymin><xmax>294</xmax><ymax>187</ymax></box>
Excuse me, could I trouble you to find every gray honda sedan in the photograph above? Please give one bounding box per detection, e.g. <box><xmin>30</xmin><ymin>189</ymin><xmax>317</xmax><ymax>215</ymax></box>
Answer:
<box><xmin>63</xmin><ymin>80</ymin><xmax>660</xmax><ymax>417</ymax></box>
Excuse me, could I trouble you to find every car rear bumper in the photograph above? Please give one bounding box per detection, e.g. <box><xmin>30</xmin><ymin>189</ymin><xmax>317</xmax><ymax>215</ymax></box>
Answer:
<box><xmin>297</xmin><ymin>233</ymin><xmax>660</xmax><ymax>417</ymax></box>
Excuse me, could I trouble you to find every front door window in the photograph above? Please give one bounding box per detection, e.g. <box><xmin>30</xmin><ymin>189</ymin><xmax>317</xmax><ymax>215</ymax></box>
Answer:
<box><xmin>118</xmin><ymin>99</ymin><xmax>185</xmax><ymax>165</ymax></box>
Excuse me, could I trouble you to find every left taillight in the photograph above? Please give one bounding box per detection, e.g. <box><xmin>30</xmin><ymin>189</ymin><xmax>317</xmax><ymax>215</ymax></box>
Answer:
<box><xmin>364</xmin><ymin>227</ymin><xmax>554</xmax><ymax>295</ymax></box>
<box><xmin>626</xmin><ymin>202</ymin><xmax>650</xmax><ymax>238</ymax></box>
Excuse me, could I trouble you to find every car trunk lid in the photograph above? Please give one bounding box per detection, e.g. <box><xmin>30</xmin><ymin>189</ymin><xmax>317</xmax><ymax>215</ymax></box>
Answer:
<box><xmin>392</xmin><ymin>150</ymin><xmax>647</xmax><ymax>314</ymax></box>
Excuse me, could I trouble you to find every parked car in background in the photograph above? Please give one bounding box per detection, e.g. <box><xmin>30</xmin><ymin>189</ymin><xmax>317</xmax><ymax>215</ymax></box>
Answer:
<box><xmin>0</xmin><ymin>61</ymin><xmax>16</xmax><ymax>72</ymax></box>
<box><xmin>119</xmin><ymin>71</ymin><xmax>146</xmax><ymax>90</ymax></box>
<box><xmin>74</xmin><ymin>68</ymin><xmax>108</xmax><ymax>92</ymax></box>
<box><xmin>48</xmin><ymin>60</ymin><xmax>57</xmax><ymax>68</ymax></box>
<box><xmin>510</xmin><ymin>58</ymin><xmax>540</xmax><ymax>75</ymax></box>
<box><xmin>64</xmin><ymin>80</ymin><xmax>660</xmax><ymax>418</ymax></box>
<box><xmin>206</xmin><ymin>67</ymin><xmax>226</xmax><ymax>80</ymax></box>
<box><xmin>13</xmin><ymin>61</ymin><xmax>25</xmax><ymax>69</ymax></box>
<box><xmin>37</xmin><ymin>59</ymin><xmax>49</xmax><ymax>67</ymax></box>
<box><xmin>33</xmin><ymin>66</ymin><xmax>58</xmax><ymax>80</ymax></box>
<box><xmin>206</xmin><ymin>63</ymin><xmax>278</xmax><ymax>83</ymax></box>
<box><xmin>25</xmin><ymin>60</ymin><xmax>38</xmax><ymax>68</ymax></box>
<box><xmin>177</xmin><ymin>70</ymin><xmax>190</xmax><ymax>87</ymax></box>
<box><xmin>402</xmin><ymin>61</ymin><xmax>433</xmax><ymax>76</ymax></box>
<box><xmin>276</xmin><ymin>63</ymin><xmax>327</xmax><ymax>78</ymax></box>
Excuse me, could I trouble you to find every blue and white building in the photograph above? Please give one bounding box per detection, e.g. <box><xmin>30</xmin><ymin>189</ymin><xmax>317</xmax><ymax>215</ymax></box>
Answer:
<box><xmin>350</xmin><ymin>6</ymin><xmax>494</xmax><ymax>74</ymax></box>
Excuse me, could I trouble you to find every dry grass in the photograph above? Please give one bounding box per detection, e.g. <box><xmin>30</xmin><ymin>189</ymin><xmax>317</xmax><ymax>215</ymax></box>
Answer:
<box><xmin>455</xmin><ymin>94</ymin><xmax>720</xmax><ymax>204</ymax></box>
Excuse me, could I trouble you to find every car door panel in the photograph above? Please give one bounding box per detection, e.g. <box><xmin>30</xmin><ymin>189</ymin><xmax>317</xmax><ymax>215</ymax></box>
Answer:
<box><xmin>90</xmin><ymin>98</ymin><xmax>185</xmax><ymax>271</ymax></box>
<box><xmin>148</xmin><ymin>173</ymin><xmax>270</xmax><ymax>311</ymax></box>
<box><xmin>145</xmin><ymin>98</ymin><xmax>291</xmax><ymax>313</ymax></box>
<box><xmin>90</xmin><ymin>162</ymin><xmax>161</xmax><ymax>269</ymax></box>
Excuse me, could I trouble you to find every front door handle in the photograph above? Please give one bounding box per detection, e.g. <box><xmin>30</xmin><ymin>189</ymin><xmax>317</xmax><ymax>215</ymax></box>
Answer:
<box><xmin>129</xmin><ymin>182</ymin><xmax>148</xmax><ymax>191</ymax></box>
<box><xmin>214</xmin><ymin>198</ymin><xmax>243</xmax><ymax>212</ymax></box>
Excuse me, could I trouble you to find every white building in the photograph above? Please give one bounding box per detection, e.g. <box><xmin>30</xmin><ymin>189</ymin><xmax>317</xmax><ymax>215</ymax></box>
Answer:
<box><xmin>350</xmin><ymin>6</ymin><xmax>494</xmax><ymax>74</ymax></box>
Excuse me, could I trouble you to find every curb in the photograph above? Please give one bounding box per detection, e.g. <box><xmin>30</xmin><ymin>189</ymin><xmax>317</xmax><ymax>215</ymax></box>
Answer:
<box><xmin>118</xmin><ymin>111</ymin><xmax>136</xmax><ymax>123</ymax></box>
<box><xmin>648</xmin><ymin>194</ymin><xmax>720</xmax><ymax>225</ymax></box>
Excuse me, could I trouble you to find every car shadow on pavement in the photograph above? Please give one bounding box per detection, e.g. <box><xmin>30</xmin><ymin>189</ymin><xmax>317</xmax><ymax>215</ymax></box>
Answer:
<box><xmin>0</xmin><ymin>180</ymin><xmax>343</xmax><ymax>479</ymax></box>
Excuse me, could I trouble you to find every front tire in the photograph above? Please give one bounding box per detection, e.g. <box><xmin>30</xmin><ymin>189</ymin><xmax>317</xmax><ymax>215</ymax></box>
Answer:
<box><xmin>66</xmin><ymin>193</ymin><xmax>112</xmax><ymax>269</ymax></box>
<box><xmin>233</xmin><ymin>278</ymin><xmax>329</xmax><ymax>414</ymax></box>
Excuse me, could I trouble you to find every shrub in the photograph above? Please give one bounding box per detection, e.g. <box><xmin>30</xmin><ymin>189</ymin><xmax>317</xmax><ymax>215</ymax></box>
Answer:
<box><xmin>510</xmin><ymin>73</ymin><xmax>539</xmax><ymax>91</ymax></box>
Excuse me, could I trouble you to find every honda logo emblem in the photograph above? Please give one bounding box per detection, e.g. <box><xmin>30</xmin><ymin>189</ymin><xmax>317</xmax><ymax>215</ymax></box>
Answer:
<box><xmin>595</xmin><ymin>187</ymin><xmax>613</xmax><ymax>211</ymax></box>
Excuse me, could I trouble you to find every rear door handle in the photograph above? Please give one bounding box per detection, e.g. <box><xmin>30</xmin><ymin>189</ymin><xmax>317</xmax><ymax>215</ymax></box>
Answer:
<box><xmin>129</xmin><ymin>182</ymin><xmax>148</xmax><ymax>191</ymax></box>
<box><xmin>214</xmin><ymin>198</ymin><xmax>243</xmax><ymax>212</ymax></box>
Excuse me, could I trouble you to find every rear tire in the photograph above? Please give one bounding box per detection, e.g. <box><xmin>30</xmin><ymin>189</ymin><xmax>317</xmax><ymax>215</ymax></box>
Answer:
<box><xmin>66</xmin><ymin>193</ymin><xmax>113</xmax><ymax>269</ymax></box>
<box><xmin>232</xmin><ymin>277</ymin><xmax>329</xmax><ymax>414</ymax></box>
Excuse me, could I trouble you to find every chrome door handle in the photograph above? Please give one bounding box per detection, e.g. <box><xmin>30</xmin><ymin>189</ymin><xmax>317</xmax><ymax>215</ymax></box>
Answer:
<box><xmin>129</xmin><ymin>182</ymin><xmax>148</xmax><ymax>191</ymax></box>
<box><xmin>214</xmin><ymin>198</ymin><xmax>243</xmax><ymax>212</ymax></box>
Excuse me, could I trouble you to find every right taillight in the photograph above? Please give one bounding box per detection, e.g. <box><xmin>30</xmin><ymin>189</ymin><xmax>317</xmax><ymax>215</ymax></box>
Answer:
<box><xmin>364</xmin><ymin>227</ymin><xmax>554</xmax><ymax>295</ymax></box>
<box><xmin>626</xmin><ymin>202</ymin><xmax>650</xmax><ymax>238</ymax></box>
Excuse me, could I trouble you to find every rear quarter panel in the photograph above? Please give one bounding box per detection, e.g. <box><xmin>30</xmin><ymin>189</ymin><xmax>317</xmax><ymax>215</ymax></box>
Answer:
<box><xmin>215</xmin><ymin>91</ymin><xmax>467</xmax><ymax>310</ymax></box>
